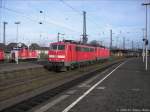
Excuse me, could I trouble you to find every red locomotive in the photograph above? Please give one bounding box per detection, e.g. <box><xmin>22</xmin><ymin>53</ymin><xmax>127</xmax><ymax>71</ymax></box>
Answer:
<box><xmin>0</xmin><ymin>49</ymin><xmax>5</xmax><ymax>62</ymax></box>
<box><xmin>48</xmin><ymin>40</ymin><xmax>110</xmax><ymax>70</ymax></box>
<box><xmin>11</xmin><ymin>48</ymin><xmax>38</xmax><ymax>61</ymax></box>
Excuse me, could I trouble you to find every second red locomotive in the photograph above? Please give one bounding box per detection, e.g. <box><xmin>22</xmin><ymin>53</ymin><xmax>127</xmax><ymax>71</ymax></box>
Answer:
<box><xmin>0</xmin><ymin>49</ymin><xmax>5</xmax><ymax>62</ymax></box>
<box><xmin>11</xmin><ymin>48</ymin><xmax>38</xmax><ymax>61</ymax></box>
<box><xmin>48</xmin><ymin>40</ymin><xmax>110</xmax><ymax>70</ymax></box>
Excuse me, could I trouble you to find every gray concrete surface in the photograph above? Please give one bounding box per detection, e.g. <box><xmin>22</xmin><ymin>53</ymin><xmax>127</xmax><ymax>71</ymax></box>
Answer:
<box><xmin>31</xmin><ymin>57</ymin><xmax>150</xmax><ymax>112</ymax></box>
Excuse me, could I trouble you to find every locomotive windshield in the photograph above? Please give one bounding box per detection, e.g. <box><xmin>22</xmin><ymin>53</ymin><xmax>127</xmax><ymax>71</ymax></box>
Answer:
<box><xmin>50</xmin><ymin>44</ymin><xmax>65</xmax><ymax>50</ymax></box>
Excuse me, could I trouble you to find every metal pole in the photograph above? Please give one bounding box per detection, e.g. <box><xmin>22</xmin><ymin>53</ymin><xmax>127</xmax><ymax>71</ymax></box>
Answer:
<box><xmin>3</xmin><ymin>22</ymin><xmax>5</xmax><ymax>44</ymax></box>
<box><xmin>100</xmin><ymin>41</ymin><xmax>103</xmax><ymax>46</ymax></box>
<box><xmin>15</xmin><ymin>22</ymin><xmax>20</xmax><ymax>42</ymax></box>
<box><xmin>0</xmin><ymin>0</ymin><xmax>2</xmax><ymax>42</ymax></box>
<box><xmin>3</xmin><ymin>22</ymin><xmax>7</xmax><ymax>45</ymax></box>
<box><xmin>145</xmin><ymin>5</ymin><xmax>148</xmax><ymax>70</ymax></box>
<box><xmin>15</xmin><ymin>22</ymin><xmax>20</xmax><ymax>64</ymax></box>
<box><xmin>142</xmin><ymin>3</ymin><xmax>150</xmax><ymax>71</ymax></box>
<box><xmin>16</xmin><ymin>24</ymin><xmax>18</xmax><ymax>42</ymax></box>
<box><xmin>116</xmin><ymin>37</ymin><xmax>118</xmax><ymax>49</ymax></box>
<box><xmin>82</xmin><ymin>11</ymin><xmax>87</xmax><ymax>44</ymax></box>
<box><xmin>143</xmin><ymin>43</ymin><xmax>145</xmax><ymax>62</ymax></box>
<box><xmin>142</xmin><ymin>28</ymin><xmax>145</xmax><ymax>62</ymax></box>
<box><xmin>123</xmin><ymin>37</ymin><xmax>125</xmax><ymax>50</ymax></box>
<box><xmin>16</xmin><ymin>23</ymin><xmax>19</xmax><ymax>64</ymax></box>
<box><xmin>57</xmin><ymin>32</ymin><xmax>60</xmax><ymax>42</ymax></box>
<box><xmin>110</xmin><ymin>29</ymin><xmax>112</xmax><ymax>49</ymax></box>
<box><xmin>132</xmin><ymin>40</ymin><xmax>134</xmax><ymax>50</ymax></box>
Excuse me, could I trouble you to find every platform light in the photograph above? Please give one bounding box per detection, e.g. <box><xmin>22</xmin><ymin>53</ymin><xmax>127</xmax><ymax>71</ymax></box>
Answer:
<box><xmin>142</xmin><ymin>3</ymin><xmax>150</xmax><ymax>71</ymax></box>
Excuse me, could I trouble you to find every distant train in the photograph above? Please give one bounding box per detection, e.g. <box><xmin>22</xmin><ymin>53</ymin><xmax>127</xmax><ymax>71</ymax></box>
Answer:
<box><xmin>0</xmin><ymin>49</ymin><xmax>5</xmax><ymax>62</ymax></box>
<box><xmin>48</xmin><ymin>40</ymin><xmax>110</xmax><ymax>71</ymax></box>
<box><xmin>0</xmin><ymin>48</ymin><xmax>38</xmax><ymax>62</ymax></box>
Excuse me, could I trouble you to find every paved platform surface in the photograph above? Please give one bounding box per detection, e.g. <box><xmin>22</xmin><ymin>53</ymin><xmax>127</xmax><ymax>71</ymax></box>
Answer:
<box><xmin>31</xmin><ymin>57</ymin><xmax>150</xmax><ymax>112</ymax></box>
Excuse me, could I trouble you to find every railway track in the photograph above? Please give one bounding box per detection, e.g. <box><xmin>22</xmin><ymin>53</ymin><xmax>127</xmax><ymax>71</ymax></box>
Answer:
<box><xmin>0</xmin><ymin>64</ymin><xmax>98</xmax><ymax>101</ymax></box>
<box><xmin>0</xmin><ymin>61</ymin><xmax>49</xmax><ymax>88</ymax></box>
<box><xmin>0</xmin><ymin>58</ymin><xmax>125</xmax><ymax>112</ymax></box>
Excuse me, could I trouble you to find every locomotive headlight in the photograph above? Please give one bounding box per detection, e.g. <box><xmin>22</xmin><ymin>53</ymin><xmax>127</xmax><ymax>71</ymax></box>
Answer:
<box><xmin>58</xmin><ymin>55</ymin><xmax>65</xmax><ymax>58</ymax></box>
<box><xmin>49</xmin><ymin>55</ymin><xmax>65</xmax><ymax>58</ymax></box>
<box><xmin>49</xmin><ymin>55</ymin><xmax>55</xmax><ymax>58</ymax></box>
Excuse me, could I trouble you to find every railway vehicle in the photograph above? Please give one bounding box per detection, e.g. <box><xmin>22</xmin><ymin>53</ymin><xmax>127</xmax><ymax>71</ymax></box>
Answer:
<box><xmin>48</xmin><ymin>40</ymin><xmax>110</xmax><ymax>70</ymax></box>
<box><xmin>0</xmin><ymin>49</ymin><xmax>5</xmax><ymax>62</ymax></box>
<box><xmin>11</xmin><ymin>47</ymin><xmax>38</xmax><ymax>61</ymax></box>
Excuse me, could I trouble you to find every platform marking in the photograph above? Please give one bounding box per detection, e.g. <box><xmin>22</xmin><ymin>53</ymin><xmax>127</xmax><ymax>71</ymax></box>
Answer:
<box><xmin>62</xmin><ymin>61</ymin><xmax>127</xmax><ymax>112</ymax></box>
<box><xmin>135</xmin><ymin>71</ymin><xmax>140</xmax><ymax>73</ymax></box>
<box><xmin>78</xmin><ymin>69</ymin><xmax>109</xmax><ymax>88</ymax></box>
<box><xmin>131</xmin><ymin>88</ymin><xmax>141</xmax><ymax>92</ymax></box>
<box><xmin>33</xmin><ymin>95</ymin><xmax>69</xmax><ymax>112</ymax></box>
<box><xmin>96</xmin><ymin>86</ymin><xmax>105</xmax><ymax>90</ymax></box>
<box><xmin>78</xmin><ymin>84</ymin><xmax>91</xmax><ymax>88</ymax></box>
<box><xmin>116</xmin><ymin>108</ymin><xmax>150</xmax><ymax>112</ymax></box>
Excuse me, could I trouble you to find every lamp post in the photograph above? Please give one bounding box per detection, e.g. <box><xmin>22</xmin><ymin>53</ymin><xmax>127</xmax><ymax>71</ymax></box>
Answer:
<box><xmin>39</xmin><ymin>10</ymin><xmax>43</xmax><ymax>44</ymax></box>
<box><xmin>110</xmin><ymin>29</ymin><xmax>112</xmax><ymax>49</ymax></box>
<box><xmin>142</xmin><ymin>3</ymin><xmax>150</xmax><ymax>71</ymax></box>
<box><xmin>132</xmin><ymin>40</ymin><xmax>134</xmax><ymax>50</ymax></box>
<box><xmin>15</xmin><ymin>22</ymin><xmax>20</xmax><ymax>43</ymax></box>
<box><xmin>3</xmin><ymin>22</ymin><xmax>8</xmax><ymax>45</ymax></box>
<box><xmin>15</xmin><ymin>21</ymin><xmax>20</xmax><ymax>64</ymax></box>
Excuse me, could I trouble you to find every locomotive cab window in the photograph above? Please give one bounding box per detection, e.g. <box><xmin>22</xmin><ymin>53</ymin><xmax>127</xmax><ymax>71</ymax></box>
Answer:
<box><xmin>50</xmin><ymin>44</ymin><xmax>57</xmax><ymax>50</ymax></box>
<box><xmin>76</xmin><ymin>46</ymin><xmax>81</xmax><ymax>51</ymax></box>
<box><xmin>51</xmin><ymin>44</ymin><xmax>65</xmax><ymax>50</ymax></box>
<box><xmin>58</xmin><ymin>45</ymin><xmax>65</xmax><ymax>50</ymax></box>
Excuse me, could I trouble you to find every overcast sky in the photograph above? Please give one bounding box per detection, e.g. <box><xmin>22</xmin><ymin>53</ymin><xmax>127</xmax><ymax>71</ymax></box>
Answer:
<box><xmin>0</xmin><ymin>0</ymin><xmax>150</xmax><ymax>48</ymax></box>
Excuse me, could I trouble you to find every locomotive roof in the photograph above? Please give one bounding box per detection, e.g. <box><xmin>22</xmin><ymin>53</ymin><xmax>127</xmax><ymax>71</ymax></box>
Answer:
<box><xmin>51</xmin><ymin>40</ymin><xmax>107</xmax><ymax>49</ymax></box>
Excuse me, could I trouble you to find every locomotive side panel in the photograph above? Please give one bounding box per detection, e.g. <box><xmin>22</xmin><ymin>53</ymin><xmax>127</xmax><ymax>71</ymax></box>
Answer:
<box><xmin>18</xmin><ymin>48</ymin><xmax>28</xmax><ymax>59</ymax></box>
<box><xmin>31</xmin><ymin>50</ymin><xmax>38</xmax><ymax>59</ymax></box>
<box><xmin>95</xmin><ymin>47</ymin><xmax>110</xmax><ymax>60</ymax></box>
<box><xmin>76</xmin><ymin>45</ymin><xmax>96</xmax><ymax>62</ymax></box>
<box><xmin>64</xmin><ymin>44</ymin><xmax>77</xmax><ymax>67</ymax></box>
<box><xmin>0</xmin><ymin>50</ymin><xmax>4</xmax><ymax>61</ymax></box>
<box><xmin>67</xmin><ymin>44</ymin><xmax>77</xmax><ymax>62</ymax></box>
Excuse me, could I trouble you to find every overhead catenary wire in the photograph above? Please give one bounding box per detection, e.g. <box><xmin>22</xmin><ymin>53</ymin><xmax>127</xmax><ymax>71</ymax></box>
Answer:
<box><xmin>60</xmin><ymin>0</ymin><xmax>102</xmax><ymax>30</ymax></box>
<box><xmin>1</xmin><ymin>7</ymin><xmax>41</xmax><ymax>23</ymax></box>
<box><xmin>26</xmin><ymin>1</ymin><xmax>82</xmax><ymax>34</ymax></box>
<box><xmin>60</xmin><ymin>0</ymin><xmax>82</xmax><ymax>15</ymax></box>
<box><xmin>0</xmin><ymin>5</ymin><xmax>81</xmax><ymax>34</ymax></box>
<box><xmin>60</xmin><ymin>0</ymin><xmax>108</xmax><ymax>44</ymax></box>
<box><xmin>0</xmin><ymin>6</ymin><xmax>82</xmax><ymax>45</ymax></box>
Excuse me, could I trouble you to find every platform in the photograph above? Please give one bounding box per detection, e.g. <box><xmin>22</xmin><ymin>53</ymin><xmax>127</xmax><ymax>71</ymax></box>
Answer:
<box><xmin>34</xmin><ymin>57</ymin><xmax>150</xmax><ymax>112</ymax></box>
